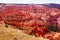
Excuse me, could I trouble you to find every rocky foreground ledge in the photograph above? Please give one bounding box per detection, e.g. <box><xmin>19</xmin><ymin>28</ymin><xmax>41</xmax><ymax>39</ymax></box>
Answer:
<box><xmin>0</xmin><ymin>23</ymin><xmax>48</xmax><ymax>40</ymax></box>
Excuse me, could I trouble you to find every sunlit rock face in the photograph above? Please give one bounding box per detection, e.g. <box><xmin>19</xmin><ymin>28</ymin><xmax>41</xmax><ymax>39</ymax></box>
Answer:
<box><xmin>57</xmin><ymin>17</ymin><xmax>60</xmax><ymax>29</ymax></box>
<box><xmin>0</xmin><ymin>3</ymin><xmax>60</xmax><ymax>39</ymax></box>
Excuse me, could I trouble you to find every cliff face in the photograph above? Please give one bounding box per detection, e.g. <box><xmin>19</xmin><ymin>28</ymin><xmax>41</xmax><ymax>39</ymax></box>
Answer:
<box><xmin>0</xmin><ymin>3</ymin><xmax>60</xmax><ymax>39</ymax></box>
